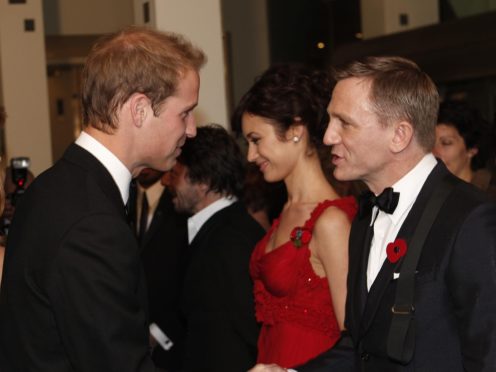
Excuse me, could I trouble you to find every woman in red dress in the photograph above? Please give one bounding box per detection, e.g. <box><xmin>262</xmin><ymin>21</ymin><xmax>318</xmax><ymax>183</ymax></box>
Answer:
<box><xmin>233</xmin><ymin>64</ymin><xmax>357</xmax><ymax>369</ymax></box>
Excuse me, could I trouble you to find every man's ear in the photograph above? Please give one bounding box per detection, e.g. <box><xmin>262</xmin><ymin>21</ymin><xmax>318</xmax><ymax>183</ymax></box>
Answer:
<box><xmin>198</xmin><ymin>182</ymin><xmax>210</xmax><ymax>194</ymax></box>
<box><xmin>129</xmin><ymin>93</ymin><xmax>150</xmax><ymax>128</ymax></box>
<box><xmin>390</xmin><ymin>120</ymin><xmax>414</xmax><ymax>153</ymax></box>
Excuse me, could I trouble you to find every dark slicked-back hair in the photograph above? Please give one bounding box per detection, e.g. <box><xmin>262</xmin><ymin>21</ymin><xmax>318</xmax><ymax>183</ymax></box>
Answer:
<box><xmin>177</xmin><ymin>124</ymin><xmax>245</xmax><ymax>198</ymax></box>
<box><xmin>82</xmin><ymin>26</ymin><xmax>206</xmax><ymax>133</ymax></box>
<box><xmin>232</xmin><ymin>63</ymin><xmax>332</xmax><ymax>154</ymax></box>
<box><xmin>438</xmin><ymin>100</ymin><xmax>494</xmax><ymax>170</ymax></box>
<box><xmin>333</xmin><ymin>56</ymin><xmax>439</xmax><ymax>151</ymax></box>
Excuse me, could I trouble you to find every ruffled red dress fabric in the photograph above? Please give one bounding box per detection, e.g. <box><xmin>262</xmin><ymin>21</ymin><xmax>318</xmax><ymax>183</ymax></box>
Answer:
<box><xmin>250</xmin><ymin>197</ymin><xmax>357</xmax><ymax>368</ymax></box>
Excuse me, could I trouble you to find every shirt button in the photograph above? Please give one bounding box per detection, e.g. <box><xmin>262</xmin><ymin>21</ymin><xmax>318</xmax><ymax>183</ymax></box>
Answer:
<box><xmin>361</xmin><ymin>352</ymin><xmax>370</xmax><ymax>361</ymax></box>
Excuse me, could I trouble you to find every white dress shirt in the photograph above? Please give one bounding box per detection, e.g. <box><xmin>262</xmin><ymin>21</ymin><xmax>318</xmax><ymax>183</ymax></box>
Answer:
<box><xmin>75</xmin><ymin>131</ymin><xmax>132</xmax><ymax>204</ymax></box>
<box><xmin>187</xmin><ymin>196</ymin><xmax>237</xmax><ymax>244</ymax></box>
<box><xmin>366</xmin><ymin>153</ymin><xmax>437</xmax><ymax>290</ymax></box>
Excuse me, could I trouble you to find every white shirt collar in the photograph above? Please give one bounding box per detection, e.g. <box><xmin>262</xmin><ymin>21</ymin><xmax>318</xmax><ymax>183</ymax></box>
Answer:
<box><xmin>367</xmin><ymin>153</ymin><xmax>437</xmax><ymax>290</ymax></box>
<box><xmin>187</xmin><ymin>196</ymin><xmax>237</xmax><ymax>244</ymax></box>
<box><xmin>387</xmin><ymin>153</ymin><xmax>438</xmax><ymax>225</ymax></box>
<box><xmin>75</xmin><ymin>131</ymin><xmax>132</xmax><ymax>204</ymax></box>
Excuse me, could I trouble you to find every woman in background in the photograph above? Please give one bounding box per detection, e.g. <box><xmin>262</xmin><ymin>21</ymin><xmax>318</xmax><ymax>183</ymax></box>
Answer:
<box><xmin>233</xmin><ymin>64</ymin><xmax>357</xmax><ymax>369</ymax></box>
<box><xmin>433</xmin><ymin>100</ymin><xmax>496</xmax><ymax>199</ymax></box>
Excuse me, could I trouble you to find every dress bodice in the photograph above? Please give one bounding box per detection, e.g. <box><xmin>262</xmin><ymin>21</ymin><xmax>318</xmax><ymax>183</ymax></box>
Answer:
<box><xmin>250</xmin><ymin>196</ymin><xmax>357</xmax><ymax>368</ymax></box>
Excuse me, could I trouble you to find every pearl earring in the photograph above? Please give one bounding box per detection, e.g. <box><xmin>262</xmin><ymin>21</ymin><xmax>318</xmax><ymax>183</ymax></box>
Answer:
<box><xmin>292</xmin><ymin>136</ymin><xmax>300</xmax><ymax>143</ymax></box>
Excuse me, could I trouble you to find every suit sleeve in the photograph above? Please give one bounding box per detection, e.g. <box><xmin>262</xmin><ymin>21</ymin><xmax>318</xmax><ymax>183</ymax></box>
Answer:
<box><xmin>297</xmin><ymin>333</ymin><xmax>356</xmax><ymax>372</ymax></box>
<box><xmin>47</xmin><ymin>213</ymin><xmax>155</xmax><ymax>372</ymax></box>
<box><xmin>217</xmin><ymin>229</ymin><xmax>260</xmax><ymax>346</ymax></box>
<box><xmin>447</xmin><ymin>202</ymin><xmax>496</xmax><ymax>372</ymax></box>
<box><xmin>199</xmin><ymin>225</ymin><xmax>259</xmax><ymax>369</ymax></box>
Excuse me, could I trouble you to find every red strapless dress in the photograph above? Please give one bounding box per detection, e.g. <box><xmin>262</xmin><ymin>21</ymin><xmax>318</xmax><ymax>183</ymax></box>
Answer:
<box><xmin>250</xmin><ymin>197</ymin><xmax>357</xmax><ymax>368</ymax></box>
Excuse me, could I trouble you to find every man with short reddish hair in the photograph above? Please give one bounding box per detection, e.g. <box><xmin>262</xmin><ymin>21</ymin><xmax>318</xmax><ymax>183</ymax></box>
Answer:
<box><xmin>0</xmin><ymin>27</ymin><xmax>205</xmax><ymax>372</ymax></box>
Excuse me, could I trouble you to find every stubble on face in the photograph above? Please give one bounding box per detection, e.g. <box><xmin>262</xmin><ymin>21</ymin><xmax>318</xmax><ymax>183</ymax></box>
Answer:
<box><xmin>170</xmin><ymin>163</ymin><xmax>201</xmax><ymax>215</ymax></box>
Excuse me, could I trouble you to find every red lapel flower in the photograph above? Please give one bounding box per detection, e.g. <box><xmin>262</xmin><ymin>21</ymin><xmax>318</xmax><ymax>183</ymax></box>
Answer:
<box><xmin>386</xmin><ymin>238</ymin><xmax>407</xmax><ymax>263</ymax></box>
<box><xmin>290</xmin><ymin>227</ymin><xmax>312</xmax><ymax>248</ymax></box>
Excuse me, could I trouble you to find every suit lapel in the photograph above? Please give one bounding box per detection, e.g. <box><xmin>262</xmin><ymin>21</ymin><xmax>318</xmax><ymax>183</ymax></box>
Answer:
<box><xmin>140</xmin><ymin>193</ymin><xmax>165</xmax><ymax>249</ymax></box>
<box><xmin>63</xmin><ymin>143</ymin><xmax>127</xmax><ymax>221</ymax></box>
<box><xmin>357</xmin><ymin>162</ymin><xmax>448</xmax><ymax>338</ymax></box>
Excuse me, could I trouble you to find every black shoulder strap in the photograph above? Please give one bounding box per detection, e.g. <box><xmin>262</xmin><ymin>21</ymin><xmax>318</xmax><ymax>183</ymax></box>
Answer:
<box><xmin>386</xmin><ymin>175</ymin><xmax>457</xmax><ymax>364</ymax></box>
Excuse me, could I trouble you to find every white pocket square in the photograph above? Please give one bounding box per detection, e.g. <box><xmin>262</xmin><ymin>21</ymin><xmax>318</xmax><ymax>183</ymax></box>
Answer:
<box><xmin>393</xmin><ymin>271</ymin><xmax>419</xmax><ymax>280</ymax></box>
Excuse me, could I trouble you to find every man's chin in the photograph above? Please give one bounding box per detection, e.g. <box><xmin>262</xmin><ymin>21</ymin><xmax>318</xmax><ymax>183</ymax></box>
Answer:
<box><xmin>333</xmin><ymin>168</ymin><xmax>353</xmax><ymax>182</ymax></box>
<box><xmin>160</xmin><ymin>157</ymin><xmax>177</xmax><ymax>172</ymax></box>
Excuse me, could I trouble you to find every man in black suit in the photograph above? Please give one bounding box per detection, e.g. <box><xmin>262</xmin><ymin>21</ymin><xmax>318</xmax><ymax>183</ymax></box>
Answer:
<box><xmin>0</xmin><ymin>27</ymin><xmax>205</xmax><ymax>372</ymax></box>
<box><xmin>130</xmin><ymin>168</ymin><xmax>188</xmax><ymax>371</ymax></box>
<box><xmin>251</xmin><ymin>56</ymin><xmax>496</xmax><ymax>372</ymax></box>
<box><xmin>169</xmin><ymin>124</ymin><xmax>264</xmax><ymax>372</ymax></box>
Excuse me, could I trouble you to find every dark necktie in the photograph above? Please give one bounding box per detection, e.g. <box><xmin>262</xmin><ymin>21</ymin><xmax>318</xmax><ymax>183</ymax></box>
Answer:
<box><xmin>138</xmin><ymin>191</ymin><xmax>149</xmax><ymax>243</ymax></box>
<box><xmin>358</xmin><ymin>187</ymin><xmax>400</xmax><ymax>218</ymax></box>
<box><xmin>126</xmin><ymin>179</ymin><xmax>137</xmax><ymax>228</ymax></box>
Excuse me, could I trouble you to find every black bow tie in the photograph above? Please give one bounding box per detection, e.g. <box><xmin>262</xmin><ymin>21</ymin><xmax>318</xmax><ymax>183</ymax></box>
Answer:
<box><xmin>358</xmin><ymin>187</ymin><xmax>400</xmax><ymax>218</ymax></box>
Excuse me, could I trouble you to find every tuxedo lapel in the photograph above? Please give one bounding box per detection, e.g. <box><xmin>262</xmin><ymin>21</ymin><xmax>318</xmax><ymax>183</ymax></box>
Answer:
<box><xmin>347</xmin><ymin>214</ymin><xmax>373</xmax><ymax>342</ymax></box>
<box><xmin>357</xmin><ymin>162</ymin><xmax>448</xmax><ymax>338</ymax></box>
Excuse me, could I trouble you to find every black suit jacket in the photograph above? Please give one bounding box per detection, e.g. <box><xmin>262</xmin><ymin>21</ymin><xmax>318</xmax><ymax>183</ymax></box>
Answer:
<box><xmin>300</xmin><ymin>162</ymin><xmax>496</xmax><ymax>372</ymax></box>
<box><xmin>181</xmin><ymin>201</ymin><xmax>264</xmax><ymax>372</ymax></box>
<box><xmin>0</xmin><ymin>144</ymin><xmax>155</xmax><ymax>372</ymax></box>
<box><xmin>131</xmin><ymin>187</ymin><xmax>189</xmax><ymax>371</ymax></box>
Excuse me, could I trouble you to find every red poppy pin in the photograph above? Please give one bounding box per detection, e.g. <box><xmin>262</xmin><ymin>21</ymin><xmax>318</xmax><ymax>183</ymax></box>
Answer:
<box><xmin>290</xmin><ymin>227</ymin><xmax>312</xmax><ymax>248</ymax></box>
<box><xmin>386</xmin><ymin>238</ymin><xmax>407</xmax><ymax>263</ymax></box>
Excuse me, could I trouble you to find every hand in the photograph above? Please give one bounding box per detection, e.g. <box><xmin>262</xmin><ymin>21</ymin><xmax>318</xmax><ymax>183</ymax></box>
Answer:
<box><xmin>248</xmin><ymin>363</ymin><xmax>288</xmax><ymax>372</ymax></box>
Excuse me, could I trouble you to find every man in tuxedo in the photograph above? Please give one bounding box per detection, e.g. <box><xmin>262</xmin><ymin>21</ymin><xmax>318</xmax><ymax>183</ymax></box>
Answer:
<box><xmin>130</xmin><ymin>168</ymin><xmax>188</xmax><ymax>371</ymax></box>
<box><xmin>0</xmin><ymin>27</ymin><xmax>205</xmax><ymax>372</ymax></box>
<box><xmin>168</xmin><ymin>124</ymin><xmax>264</xmax><ymax>371</ymax></box>
<box><xmin>251</xmin><ymin>56</ymin><xmax>496</xmax><ymax>372</ymax></box>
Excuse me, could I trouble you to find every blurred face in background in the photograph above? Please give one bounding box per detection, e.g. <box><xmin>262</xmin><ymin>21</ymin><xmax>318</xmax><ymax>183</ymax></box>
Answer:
<box><xmin>433</xmin><ymin>123</ymin><xmax>477</xmax><ymax>179</ymax></box>
<box><xmin>166</xmin><ymin>162</ymin><xmax>202</xmax><ymax>215</ymax></box>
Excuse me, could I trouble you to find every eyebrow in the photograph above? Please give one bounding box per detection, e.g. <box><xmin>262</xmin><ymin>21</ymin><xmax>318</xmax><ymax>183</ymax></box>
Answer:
<box><xmin>329</xmin><ymin>110</ymin><xmax>354</xmax><ymax>124</ymax></box>
<box><xmin>245</xmin><ymin>132</ymin><xmax>259</xmax><ymax>138</ymax></box>
<box><xmin>183</xmin><ymin>102</ymin><xmax>198</xmax><ymax>113</ymax></box>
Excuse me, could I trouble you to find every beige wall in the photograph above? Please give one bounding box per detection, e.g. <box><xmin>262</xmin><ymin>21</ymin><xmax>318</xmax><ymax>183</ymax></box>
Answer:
<box><xmin>43</xmin><ymin>0</ymin><xmax>134</xmax><ymax>35</ymax></box>
<box><xmin>361</xmin><ymin>0</ymin><xmax>439</xmax><ymax>39</ymax></box>
<box><xmin>0</xmin><ymin>0</ymin><xmax>52</xmax><ymax>176</ymax></box>
<box><xmin>221</xmin><ymin>0</ymin><xmax>270</xmax><ymax>108</ymax></box>
<box><xmin>134</xmin><ymin>0</ymin><xmax>230</xmax><ymax>129</ymax></box>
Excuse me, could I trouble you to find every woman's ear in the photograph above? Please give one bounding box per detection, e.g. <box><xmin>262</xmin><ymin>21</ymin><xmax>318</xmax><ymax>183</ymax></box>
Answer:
<box><xmin>286</xmin><ymin>122</ymin><xmax>305</xmax><ymax>143</ymax></box>
<box><xmin>390</xmin><ymin>120</ymin><xmax>414</xmax><ymax>153</ymax></box>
